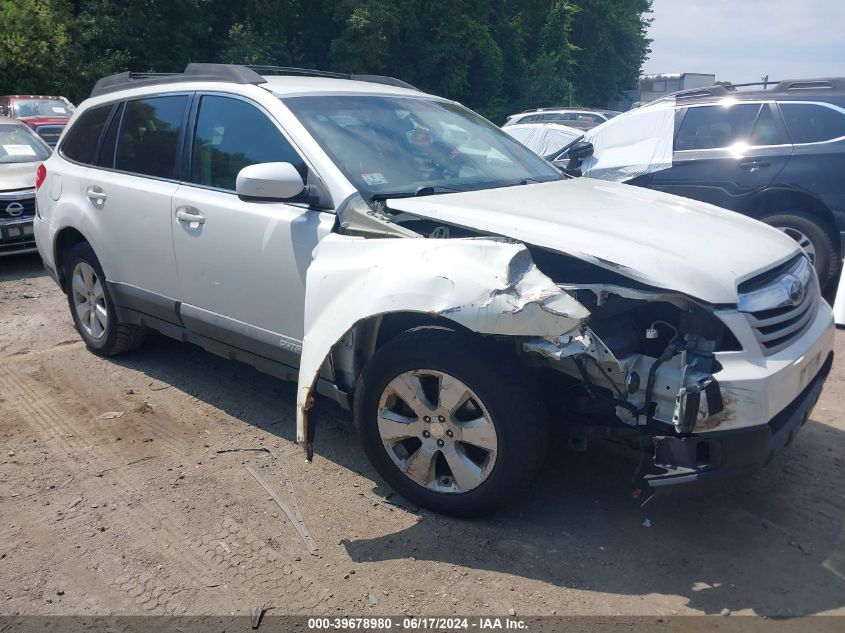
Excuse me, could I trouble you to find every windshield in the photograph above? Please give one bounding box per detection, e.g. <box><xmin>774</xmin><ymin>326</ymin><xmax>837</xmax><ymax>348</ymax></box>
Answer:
<box><xmin>12</xmin><ymin>98</ymin><xmax>73</xmax><ymax>118</ymax></box>
<box><xmin>283</xmin><ymin>95</ymin><xmax>561</xmax><ymax>198</ymax></box>
<box><xmin>0</xmin><ymin>124</ymin><xmax>51</xmax><ymax>163</ymax></box>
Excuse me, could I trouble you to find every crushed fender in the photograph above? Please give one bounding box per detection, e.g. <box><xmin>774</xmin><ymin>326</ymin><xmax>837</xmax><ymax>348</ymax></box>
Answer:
<box><xmin>296</xmin><ymin>234</ymin><xmax>590</xmax><ymax>451</ymax></box>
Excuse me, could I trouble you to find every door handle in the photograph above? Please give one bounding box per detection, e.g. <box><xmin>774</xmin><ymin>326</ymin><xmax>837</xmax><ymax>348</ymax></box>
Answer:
<box><xmin>739</xmin><ymin>160</ymin><xmax>770</xmax><ymax>171</ymax></box>
<box><xmin>175</xmin><ymin>207</ymin><xmax>206</xmax><ymax>225</ymax></box>
<box><xmin>86</xmin><ymin>186</ymin><xmax>107</xmax><ymax>203</ymax></box>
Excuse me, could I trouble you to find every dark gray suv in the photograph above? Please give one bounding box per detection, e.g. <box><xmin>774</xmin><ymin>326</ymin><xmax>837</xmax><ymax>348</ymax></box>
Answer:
<box><xmin>559</xmin><ymin>78</ymin><xmax>845</xmax><ymax>289</ymax></box>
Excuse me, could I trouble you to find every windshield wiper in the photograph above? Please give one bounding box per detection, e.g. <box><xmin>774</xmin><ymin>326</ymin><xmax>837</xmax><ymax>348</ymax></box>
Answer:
<box><xmin>371</xmin><ymin>185</ymin><xmax>464</xmax><ymax>200</ymax></box>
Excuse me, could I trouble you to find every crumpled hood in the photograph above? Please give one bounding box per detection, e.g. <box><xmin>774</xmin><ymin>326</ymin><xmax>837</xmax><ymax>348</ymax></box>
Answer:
<box><xmin>387</xmin><ymin>178</ymin><xmax>801</xmax><ymax>305</ymax></box>
<box><xmin>0</xmin><ymin>161</ymin><xmax>39</xmax><ymax>192</ymax></box>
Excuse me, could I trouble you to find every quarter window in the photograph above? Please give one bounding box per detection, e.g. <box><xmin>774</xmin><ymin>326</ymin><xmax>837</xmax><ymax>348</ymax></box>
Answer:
<box><xmin>675</xmin><ymin>104</ymin><xmax>760</xmax><ymax>151</ymax></box>
<box><xmin>189</xmin><ymin>95</ymin><xmax>306</xmax><ymax>191</ymax></box>
<box><xmin>115</xmin><ymin>96</ymin><xmax>187</xmax><ymax>179</ymax></box>
<box><xmin>780</xmin><ymin>103</ymin><xmax>845</xmax><ymax>143</ymax></box>
<box><xmin>749</xmin><ymin>104</ymin><xmax>787</xmax><ymax>146</ymax></box>
<box><xmin>95</xmin><ymin>102</ymin><xmax>124</xmax><ymax>168</ymax></box>
<box><xmin>61</xmin><ymin>105</ymin><xmax>112</xmax><ymax>164</ymax></box>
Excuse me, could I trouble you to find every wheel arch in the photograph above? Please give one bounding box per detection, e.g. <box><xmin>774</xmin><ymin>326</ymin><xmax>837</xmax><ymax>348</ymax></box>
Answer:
<box><xmin>53</xmin><ymin>226</ymin><xmax>93</xmax><ymax>291</ymax></box>
<box><xmin>327</xmin><ymin>310</ymin><xmax>480</xmax><ymax>395</ymax></box>
<box><xmin>746</xmin><ymin>188</ymin><xmax>840</xmax><ymax>256</ymax></box>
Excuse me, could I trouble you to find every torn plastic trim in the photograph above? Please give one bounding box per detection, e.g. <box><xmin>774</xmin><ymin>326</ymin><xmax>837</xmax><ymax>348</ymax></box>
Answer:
<box><xmin>336</xmin><ymin>192</ymin><xmax>420</xmax><ymax>239</ymax></box>
<box><xmin>296</xmin><ymin>234</ymin><xmax>590</xmax><ymax>456</ymax></box>
<box><xmin>556</xmin><ymin>283</ymin><xmax>711</xmax><ymax>311</ymax></box>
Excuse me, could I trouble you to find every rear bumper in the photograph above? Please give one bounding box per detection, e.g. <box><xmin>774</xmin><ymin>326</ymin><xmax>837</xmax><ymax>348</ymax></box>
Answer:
<box><xmin>644</xmin><ymin>351</ymin><xmax>833</xmax><ymax>490</ymax></box>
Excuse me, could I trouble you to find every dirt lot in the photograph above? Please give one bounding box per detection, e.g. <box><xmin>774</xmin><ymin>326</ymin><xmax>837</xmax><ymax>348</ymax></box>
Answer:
<box><xmin>1</xmin><ymin>253</ymin><xmax>844</xmax><ymax>618</ymax></box>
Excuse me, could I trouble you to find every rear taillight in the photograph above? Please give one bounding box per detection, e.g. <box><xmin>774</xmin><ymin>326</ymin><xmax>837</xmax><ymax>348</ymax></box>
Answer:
<box><xmin>35</xmin><ymin>163</ymin><xmax>46</xmax><ymax>190</ymax></box>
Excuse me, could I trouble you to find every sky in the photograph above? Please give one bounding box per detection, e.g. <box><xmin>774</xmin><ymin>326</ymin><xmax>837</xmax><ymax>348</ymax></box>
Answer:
<box><xmin>643</xmin><ymin>0</ymin><xmax>845</xmax><ymax>84</ymax></box>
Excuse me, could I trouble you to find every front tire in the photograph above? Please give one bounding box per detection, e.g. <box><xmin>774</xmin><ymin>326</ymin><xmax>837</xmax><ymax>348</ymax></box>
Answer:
<box><xmin>63</xmin><ymin>242</ymin><xmax>147</xmax><ymax>357</ymax></box>
<box><xmin>354</xmin><ymin>328</ymin><xmax>549</xmax><ymax>516</ymax></box>
<box><xmin>759</xmin><ymin>210</ymin><xmax>839</xmax><ymax>289</ymax></box>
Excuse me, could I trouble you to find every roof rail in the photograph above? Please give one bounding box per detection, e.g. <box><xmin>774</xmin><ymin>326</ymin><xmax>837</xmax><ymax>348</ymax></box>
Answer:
<box><xmin>91</xmin><ymin>64</ymin><xmax>266</xmax><ymax>97</ymax></box>
<box><xmin>517</xmin><ymin>106</ymin><xmax>599</xmax><ymax>114</ymax></box>
<box><xmin>90</xmin><ymin>63</ymin><xmax>419</xmax><ymax>98</ymax></box>
<box><xmin>774</xmin><ymin>78</ymin><xmax>840</xmax><ymax>91</ymax></box>
<box><xmin>245</xmin><ymin>65</ymin><xmax>419</xmax><ymax>91</ymax></box>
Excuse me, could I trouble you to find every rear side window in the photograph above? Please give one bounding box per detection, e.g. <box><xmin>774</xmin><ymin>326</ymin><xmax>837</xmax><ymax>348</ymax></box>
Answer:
<box><xmin>115</xmin><ymin>96</ymin><xmax>187</xmax><ymax>179</ymax></box>
<box><xmin>61</xmin><ymin>105</ymin><xmax>112</xmax><ymax>164</ymax></box>
<box><xmin>780</xmin><ymin>103</ymin><xmax>845</xmax><ymax>143</ymax></box>
<box><xmin>675</xmin><ymin>104</ymin><xmax>760</xmax><ymax>150</ymax></box>
<box><xmin>189</xmin><ymin>95</ymin><xmax>306</xmax><ymax>191</ymax></box>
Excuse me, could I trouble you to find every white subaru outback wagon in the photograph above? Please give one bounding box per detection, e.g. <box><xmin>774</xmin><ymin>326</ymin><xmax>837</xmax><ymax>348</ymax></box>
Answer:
<box><xmin>34</xmin><ymin>64</ymin><xmax>834</xmax><ymax>515</ymax></box>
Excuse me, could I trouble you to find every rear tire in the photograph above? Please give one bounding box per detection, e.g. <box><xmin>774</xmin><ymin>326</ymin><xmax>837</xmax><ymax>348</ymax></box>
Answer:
<box><xmin>759</xmin><ymin>210</ymin><xmax>839</xmax><ymax>289</ymax></box>
<box><xmin>63</xmin><ymin>242</ymin><xmax>147</xmax><ymax>357</ymax></box>
<box><xmin>354</xmin><ymin>328</ymin><xmax>549</xmax><ymax>516</ymax></box>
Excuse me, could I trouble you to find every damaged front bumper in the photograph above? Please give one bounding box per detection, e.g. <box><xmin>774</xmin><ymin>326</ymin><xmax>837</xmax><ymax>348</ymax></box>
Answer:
<box><xmin>644</xmin><ymin>351</ymin><xmax>833</xmax><ymax>490</ymax></box>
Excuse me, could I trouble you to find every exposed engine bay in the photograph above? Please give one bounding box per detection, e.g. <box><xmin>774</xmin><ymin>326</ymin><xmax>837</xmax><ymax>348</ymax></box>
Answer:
<box><xmin>333</xmin><ymin>193</ymin><xmax>729</xmax><ymax>440</ymax></box>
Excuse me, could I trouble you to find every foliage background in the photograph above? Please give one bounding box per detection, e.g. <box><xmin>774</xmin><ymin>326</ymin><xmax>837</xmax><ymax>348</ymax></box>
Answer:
<box><xmin>0</xmin><ymin>0</ymin><xmax>652</xmax><ymax>122</ymax></box>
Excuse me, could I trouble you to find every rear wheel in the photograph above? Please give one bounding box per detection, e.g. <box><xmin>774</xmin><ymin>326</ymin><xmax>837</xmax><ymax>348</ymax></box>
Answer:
<box><xmin>759</xmin><ymin>210</ymin><xmax>839</xmax><ymax>289</ymax></box>
<box><xmin>64</xmin><ymin>242</ymin><xmax>147</xmax><ymax>356</ymax></box>
<box><xmin>354</xmin><ymin>328</ymin><xmax>549</xmax><ymax>516</ymax></box>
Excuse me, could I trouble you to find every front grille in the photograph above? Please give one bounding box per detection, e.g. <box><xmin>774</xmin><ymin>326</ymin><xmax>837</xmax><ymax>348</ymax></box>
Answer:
<box><xmin>738</xmin><ymin>256</ymin><xmax>819</xmax><ymax>355</ymax></box>
<box><xmin>0</xmin><ymin>191</ymin><xmax>36</xmax><ymax>220</ymax></box>
<box><xmin>35</xmin><ymin>125</ymin><xmax>65</xmax><ymax>147</ymax></box>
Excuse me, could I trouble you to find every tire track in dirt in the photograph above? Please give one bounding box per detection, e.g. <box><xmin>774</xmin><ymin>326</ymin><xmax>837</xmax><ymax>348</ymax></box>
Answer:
<box><xmin>0</xmin><ymin>363</ymin><xmax>331</xmax><ymax>614</ymax></box>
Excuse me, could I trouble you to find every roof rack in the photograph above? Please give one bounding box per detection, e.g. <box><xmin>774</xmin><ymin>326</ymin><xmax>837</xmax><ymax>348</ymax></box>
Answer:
<box><xmin>90</xmin><ymin>64</ymin><xmax>267</xmax><ymax>97</ymax></box>
<box><xmin>246</xmin><ymin>65</ymin><xmax>418</xmax><ymax>91</ymax></box>
<box><xmin>662</xmin><ymin>77</ymin><xmax>845</xmax><ymax>103</ymax></box>
<box><xmin>90</xmin><ymin>63</ymin><xmax>418</xmax><ymax>98</ymax></box>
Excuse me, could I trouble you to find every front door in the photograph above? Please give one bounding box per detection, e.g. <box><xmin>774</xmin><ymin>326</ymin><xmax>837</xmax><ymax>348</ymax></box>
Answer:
<box><xmin>171</xmin><ymin>94</ymin><xmax>334</xmax><ymax>367</ymax></box>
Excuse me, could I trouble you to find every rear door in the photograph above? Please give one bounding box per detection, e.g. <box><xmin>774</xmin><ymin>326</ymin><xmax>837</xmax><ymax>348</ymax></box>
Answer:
<box><xmin>82</xmin><ymin>94</ymin><xmax>190</xmax><ymax>319</ymax></box>
<box><xmin>776</xmin><ymin>101</ymin><xmax>845</xmax><ymax>228</ymax></box>
<box><xmin>644</xmin><ymin>102</ymin><xmax>792</xmax><ymax>209</ymax></box>
<box><xmin>171</xmin><ymin>93</ymin><xmax>335</xmax><ymax>366</ymax></box>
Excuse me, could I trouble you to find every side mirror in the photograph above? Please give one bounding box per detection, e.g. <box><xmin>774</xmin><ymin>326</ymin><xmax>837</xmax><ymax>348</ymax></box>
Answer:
<box><xmin>567</xmin><ymin>140</ymin><xmax>594</xmax><ymax>162</ymax></box>
<box><xmin>236</xmin><ymin>162</ymin><xmax>304</xmax><ymax>201</ymax></box>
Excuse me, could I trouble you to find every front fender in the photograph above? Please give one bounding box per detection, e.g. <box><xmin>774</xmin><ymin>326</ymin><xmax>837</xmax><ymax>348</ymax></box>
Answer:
<box><xmin>296</xmin><ymin>234</ymin><xmax>590</xmax><ymax>447</ymax></box>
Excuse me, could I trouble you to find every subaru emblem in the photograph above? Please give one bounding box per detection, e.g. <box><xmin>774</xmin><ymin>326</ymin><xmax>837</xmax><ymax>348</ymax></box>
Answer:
<box><xmin>787</xmin><ymin>277</ymin><xmax>805</xmax><ymax>306</ymax></box>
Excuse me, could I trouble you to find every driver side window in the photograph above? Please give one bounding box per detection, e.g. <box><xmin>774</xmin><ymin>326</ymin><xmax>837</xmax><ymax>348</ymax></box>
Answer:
<box><xmin>190</xmin><ymin>95</ymin><xmax>306</xmax><ymax>191</ymax></box>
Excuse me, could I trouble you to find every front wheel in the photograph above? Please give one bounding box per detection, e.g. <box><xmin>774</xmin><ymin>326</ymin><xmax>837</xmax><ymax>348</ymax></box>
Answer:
<box><xmin>354</xmin><ymin>328</ymin><xmax>549</xmax><ymax>516</ymax></box>
<box><xmin>759</xmin><ymin>211</ymin><xmax>839</xmax><ymax>290</ymax></box>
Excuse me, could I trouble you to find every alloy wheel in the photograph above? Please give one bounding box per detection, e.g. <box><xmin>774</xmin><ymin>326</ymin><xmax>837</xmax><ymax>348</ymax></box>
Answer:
<box><xmin>377</xmin><ymin>369</ymin><xmax>498</xmax><ymax>493</ymax></box>
<box><xmin>775</xmin><ymin>226</ymin><xmax>817</xmax><ymax>264</ymax></box>
<box><xmin>71</xmin><ymin>261</ymin><xmax>108</xmax><ymax>340</ymax></box>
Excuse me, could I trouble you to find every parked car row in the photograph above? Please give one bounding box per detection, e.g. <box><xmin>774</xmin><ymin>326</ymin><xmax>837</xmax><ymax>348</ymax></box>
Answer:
<box><xmin>503</xmin><ymin>78</ymin><xmax>845</xmax><ymax>292</ymax></box>
<box><xmin>29</xmin><ymin>64</ymin><xmax>834</xmax><ymax>515</ymax></box>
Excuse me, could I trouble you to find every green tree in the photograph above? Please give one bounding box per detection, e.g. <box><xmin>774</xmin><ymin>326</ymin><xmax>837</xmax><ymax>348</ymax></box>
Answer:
<box><xmin>569</xmin><ymin>0</ymin><xmax>653</xmax><ymax>106</ymax></box>
<box><xmin>0</xmin><ymin>0</ymin><xmax>80</xmax><ymax>98</ymax></box>
<box><xmin>1</xmin><ymin>0</ymin><xmax>653</xmax><ymax>118</ymax></box>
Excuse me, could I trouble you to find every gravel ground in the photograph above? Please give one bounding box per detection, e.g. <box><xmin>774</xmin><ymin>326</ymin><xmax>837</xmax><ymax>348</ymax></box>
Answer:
<box><xmin>1</xmin><ymin>253</ymin><xmax>844</xmax><ymax>617</ymax></box>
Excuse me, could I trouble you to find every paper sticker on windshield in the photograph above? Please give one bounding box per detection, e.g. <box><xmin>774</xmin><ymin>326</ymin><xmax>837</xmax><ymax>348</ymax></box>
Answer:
<box><xmin>3</xmin><ymin>144</ymin><xmax>36</xmax><ymax>156</ymax></box>
<box><xmin>361</xmin><ymin>172</ymin><xmax>388</xmax><ymax>186</ymax></box>
<box><xmin>52</xmin><ymin>107</ymin><xmax>67</xmax><ymax>114</ymax></box>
